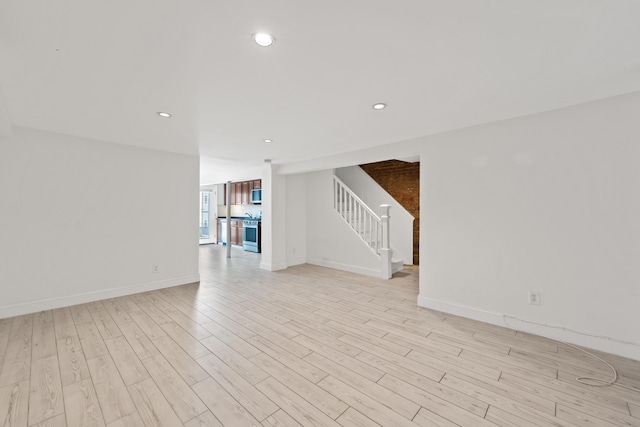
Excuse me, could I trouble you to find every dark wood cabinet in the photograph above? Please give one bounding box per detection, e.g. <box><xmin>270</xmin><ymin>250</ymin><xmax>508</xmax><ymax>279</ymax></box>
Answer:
<box><xmin>230</xmin><ymin>221</ymin><xmax>236</xmax><ymax>245</ymax></box>
<box><xmin>217</xmin><ymin>219</ymin><xmax>243</xmax><ymax>246</ymax></box>
<box><xmin>236</xmin><ymin>220</ymin><xmax>243</xmax><ymax>245</ymax></box>
<box><xmin>230</xmin><ymin>182</ymin><xmax>239</xmax><ymax>205</ymax></box>
<box><xmin>224</xmin><ymin>179</ymin><xmax>262</xmax><ymax>206</ymax></box>
<box><xmin>248</xmin><ymin>180</ymin><xmax>254</xmax><ymax>197</ymax></box>
<box><xmin>230</xmin><ymin>219</ymin><xmax>243</xmax><ymax>246</ymax></box>
<box><xmin>241</xmin><ymin>182</ymin><xmax>250</xmax><ymax>205</ymax></box>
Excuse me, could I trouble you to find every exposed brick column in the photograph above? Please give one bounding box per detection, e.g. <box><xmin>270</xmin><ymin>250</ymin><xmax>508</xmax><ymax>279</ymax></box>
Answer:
<box><xmin>360</xmin><ymin>160</ymin><xmax>420</xmax><ymax>265</ymax></box>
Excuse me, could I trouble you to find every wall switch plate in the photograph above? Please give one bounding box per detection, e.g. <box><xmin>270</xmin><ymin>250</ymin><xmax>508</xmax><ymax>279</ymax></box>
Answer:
<box><xmin>152</xmin><ymin>264</ymin><xmax>159</xmax><ymax>273</ymax></box>
<box><xmin>528</xmin><ymin>290</ymin><xmax>540</xmax><ymax>305</ymax></box>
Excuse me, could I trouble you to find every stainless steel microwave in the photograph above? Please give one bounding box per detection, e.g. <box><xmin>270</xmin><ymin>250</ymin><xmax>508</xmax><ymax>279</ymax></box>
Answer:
<box><xmin>251</xmin><ymin>189</ymin><xmax>262</xmax><ymax>204</ymax></box>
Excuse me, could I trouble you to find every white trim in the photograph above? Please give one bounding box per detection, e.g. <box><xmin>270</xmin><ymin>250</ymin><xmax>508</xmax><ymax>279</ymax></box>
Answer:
<box><xmin>286</xmin><ymin>257</ymin><xmax>307</xmax><ymax>267</ymax></box>
<box><xmin>417</xmin><ymin>295</ymin><xmax>640</xmax><ymax>361</ymax></box>
<box><xmin>417</xmin><ymin>295</ymin><xmax>503</xmax><ymax>324</ymax></box>
<box><xmin>307</xmin><ymin>258</ymin><xmax>379</xmax><ymax>278</ymax></box>
<box><xmin>260</xmin><ymin>261</ymin><xmax>288</xmax><ymax>272</ymax></box>
<box><xmin>0</xmin><ymin>275</ymin><xmax>200</xmax><ymax>319</ymax></box>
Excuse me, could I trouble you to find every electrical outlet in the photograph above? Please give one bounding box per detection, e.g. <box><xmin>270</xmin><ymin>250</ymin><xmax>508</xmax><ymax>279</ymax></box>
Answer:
<box><xmin>152</xmin><ymin>264</ymin><xmax>159</xmax><ymax>273</ymax></box>
<box><xmin>528</xmin><ymin>290</ymin><xmax>540</xmax><ymax>305</ymax></box>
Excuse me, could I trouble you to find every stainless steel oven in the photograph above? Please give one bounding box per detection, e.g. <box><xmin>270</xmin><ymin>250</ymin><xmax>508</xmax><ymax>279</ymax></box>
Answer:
<box><xmin>242</xmin><ymin>219</ymin><xmax>261</xmax><ymax>252</ymax></box>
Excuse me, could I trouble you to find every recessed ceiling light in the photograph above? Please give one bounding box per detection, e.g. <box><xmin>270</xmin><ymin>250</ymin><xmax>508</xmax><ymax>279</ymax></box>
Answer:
<box><xmin>253</xmin><ymin>33</ymin><xmax>275</xmax><ymax>47</ymax></box>
<box><xmin>157</xmin><ymin>112</ymin><xmax>172</xmax><ymax>118</ymax></box>
<box><xmin>263</xmin><ymin>139</ymin><xmax>273</xmax><ymax>143</ymax></box>
<box><xmin>372</xmin><ymin>103</ymin><xmax>387</xmax><ymax>110</ymax></box>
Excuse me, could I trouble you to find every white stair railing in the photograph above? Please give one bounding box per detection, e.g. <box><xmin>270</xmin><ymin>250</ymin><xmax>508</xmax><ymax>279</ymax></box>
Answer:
<box><xmin>334</xmin><ymin>176</ymin><xmax>394</xmax><ymax>279</ymax></box>
<box><xmin>334</xmin><ymin>175</ymin><xmax>382</xmax><ymax>255</ymax></box>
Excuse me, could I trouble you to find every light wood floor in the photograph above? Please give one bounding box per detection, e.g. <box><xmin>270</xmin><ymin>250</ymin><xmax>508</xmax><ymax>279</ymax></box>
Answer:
<box><xmin>1</xmin><ymin>245</ymin><xmax>639</xmax><ymax>426</ymax></box>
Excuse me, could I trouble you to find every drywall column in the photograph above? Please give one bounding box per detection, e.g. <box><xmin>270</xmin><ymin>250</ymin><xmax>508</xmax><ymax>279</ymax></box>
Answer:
<box><xmin>226</xmin><ymin>181</ymin><xmax>231</xmax><ymax>258</ymax></box>
<box><xmin>260</xmin><ymin>162</ymin><xmax>287</xmax><ymax>271</ymax></box>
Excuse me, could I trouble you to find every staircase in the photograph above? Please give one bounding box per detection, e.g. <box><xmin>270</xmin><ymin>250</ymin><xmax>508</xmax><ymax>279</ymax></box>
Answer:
<box><xmin>333</xmin><ymin>175</ymin><xmax>404</xmax><ymax>279</ymax></box>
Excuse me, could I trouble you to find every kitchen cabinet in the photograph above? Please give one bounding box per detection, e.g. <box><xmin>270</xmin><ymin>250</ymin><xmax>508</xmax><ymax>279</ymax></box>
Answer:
<box><xmin>230</xmin><ymin>219</ymin><xmax>243</xmax><ymax>246</ymax></box>
<box><xmin>217</xmin><ymin>218</ymin><xmax>243</xmax><ymax>246</ymax></box>
<box><xmin>241</xmin><ymin>182</ymin><xmax>250</xmax><ymax>205</ymax></box>
<box><xmin>231</xmin><ymin>182</ymin><xmax>241</xmax><ymax>205</ymax></box>
<box><xmin>223</xmin><ymin>179</ymin><xmax>262</xmax><ymax>206</ymax></box>
<box><xmin>224</xmin><ymin>182</ymin><xmax>239</xmax><ymax>205</ymax></box>
<box><xmin>236</xmin><ymin>219</ymin><xmax>243</xmax><ymax>245</ymax></box>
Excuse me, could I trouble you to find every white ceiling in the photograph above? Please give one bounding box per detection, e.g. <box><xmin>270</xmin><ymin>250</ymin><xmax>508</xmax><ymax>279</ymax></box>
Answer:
<box><xmin>1</xmin><ymin>1</ymin><xmax>640</xmax><ymax>184</ymax></box>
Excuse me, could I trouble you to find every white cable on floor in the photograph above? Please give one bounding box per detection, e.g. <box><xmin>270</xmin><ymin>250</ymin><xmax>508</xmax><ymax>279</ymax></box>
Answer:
<box><xmin>502</xmin><ymin>315</ymin><xmax>640</xmax><ymax>393</ymax></box>
<box><xmin>561</xmin><ymin>341</ymin><xmax>640</xmax><ymax>392</ymax></box>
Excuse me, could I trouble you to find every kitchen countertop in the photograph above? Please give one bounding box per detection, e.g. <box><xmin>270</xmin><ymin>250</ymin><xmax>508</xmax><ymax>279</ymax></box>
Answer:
<box><xmin>217</xmin><ymin>217</ymin><xmax>262</xmax><ymax>221</ymax></box>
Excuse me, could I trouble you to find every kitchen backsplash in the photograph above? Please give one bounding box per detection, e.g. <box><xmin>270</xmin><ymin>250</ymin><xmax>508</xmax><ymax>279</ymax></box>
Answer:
<box><xmin>217</xmin><ymin>204</ymin><xmax>262</xmax><ymax>218</ymax></box>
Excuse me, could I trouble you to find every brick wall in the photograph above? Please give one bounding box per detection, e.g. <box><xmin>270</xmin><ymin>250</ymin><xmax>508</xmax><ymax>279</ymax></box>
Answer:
<box><xmin>360</xmin><ymin>160</ymin><xmax>420</xmax><ymax>265</ymax></box>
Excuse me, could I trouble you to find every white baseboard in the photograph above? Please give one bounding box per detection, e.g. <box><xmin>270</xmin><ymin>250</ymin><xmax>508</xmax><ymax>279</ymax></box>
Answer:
<box><xmin>0</xmin><ymin>274</ymin><xmax>200</xmax><ymax>319</ymax></box>
<box><xmin>417</xmin><ymin>295</ymin><xmax>640</xmax><ymax>362</ymax></box>
<box><xmin>307</xmin><ymin>258</ymin><xmax>380</xmax><ymax>278</ymax></box>
<box><xmin>286</xmin><ymin>256</ymin><xmax>307</xmax><ymax>267</ymax></box>
<box><xmin>260</xmin><ymin>261</ymin><xmax>288</xmax><ymax>272</ymax></box>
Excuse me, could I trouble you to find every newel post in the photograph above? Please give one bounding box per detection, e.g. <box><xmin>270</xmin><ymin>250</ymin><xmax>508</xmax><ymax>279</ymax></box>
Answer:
<box><xmin>380</xmin><ymin>204</ymin><xmax>392</xmax><ymax>279</ymax></box>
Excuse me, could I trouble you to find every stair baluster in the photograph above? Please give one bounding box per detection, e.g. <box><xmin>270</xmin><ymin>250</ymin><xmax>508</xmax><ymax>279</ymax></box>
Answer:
<box><xmin>333</xmin><ymin>175</ymin><xmax>400</xmax><ymax>278</ymax></box>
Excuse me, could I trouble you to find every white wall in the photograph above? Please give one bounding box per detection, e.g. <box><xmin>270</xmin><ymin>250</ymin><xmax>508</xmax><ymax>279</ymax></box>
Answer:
<box><xmin>418</xmin><ymin>92</ymin><xmax>640</xmax><ymax>360</ymax></box>
<box><xmin>336</xmin><ymin>165</ymin><xmax>414</xmax><ymax>265</ymax></box>
<box><xmin>305</xmin><ymin>169</ymin><xmax>381</xmax><ymax>277</ymax></box>
<box><xmin>0</xmin><ymin>128</ymin><xmax>200</xmax><ymax>317</ymax></box>
<box><xmin>260</xmin><ymin>164</ymin><xmax>288</xmax><ymax>271</ymax></box>
<box><xmin>285</xmin><ymin>174</ymin><xmax>307</xmax><ymax>267</ymax></box>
